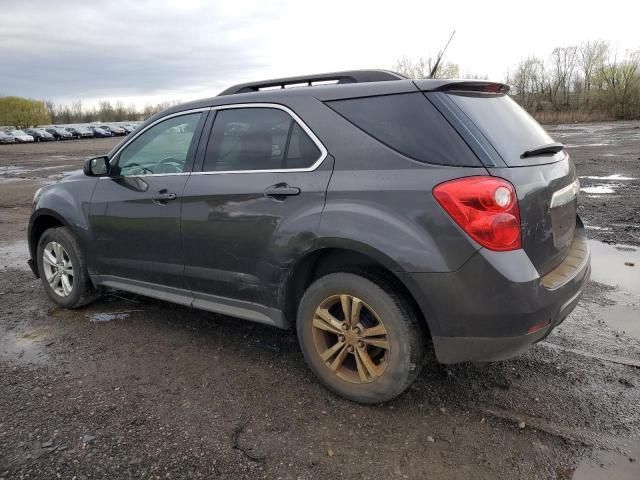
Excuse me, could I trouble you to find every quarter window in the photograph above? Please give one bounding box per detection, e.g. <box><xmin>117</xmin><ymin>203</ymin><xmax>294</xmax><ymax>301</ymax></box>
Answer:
<box><xmin>117</xmin><ymin>112</ymin><xmax>203</xmax><ymax>176</ymax></box>
<box><xmin>203</xmin><ymin>107</ymin><xmax>321</xmax><ymax>172</ymax></box>
<box><xmin>284</xmin><ymin>123</ymin><xmax>321</xmax><ymax>169</ymax></box>
<box><xmin>326</xmin><ymin>93</ymin><xmax>479</xmax><ymax>166</ymax></box>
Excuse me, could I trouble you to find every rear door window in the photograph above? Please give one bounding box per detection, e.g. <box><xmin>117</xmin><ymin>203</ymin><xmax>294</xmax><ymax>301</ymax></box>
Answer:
<box><xmin>445</xmin><ymin>93</ymin><xmax>556</xmax><ymax>165</ymax></box>
<box><xmin>325</xmin><ymin>93</ymin><xmax>480</xmax><ymax>166</ymax></box>
<box><xmin>203</xmin><ymin>107</ymin><xmax>322</xmax><ymax>172</ymax></box>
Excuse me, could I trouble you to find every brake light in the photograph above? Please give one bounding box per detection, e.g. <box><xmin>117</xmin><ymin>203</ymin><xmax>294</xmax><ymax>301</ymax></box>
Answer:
<box><xmin>433</xmin><ymin>177</ymin><xmax>521</xmax><ymax>251</ymax></box>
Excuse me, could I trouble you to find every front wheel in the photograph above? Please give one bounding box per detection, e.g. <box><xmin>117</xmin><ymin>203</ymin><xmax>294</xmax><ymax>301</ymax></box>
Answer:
<box><xmin>297</xmin><ymin>272</ymin><xmax>426</xmax><ymax>403</ymax></box>
<box><xmin>37</xmin><ymin>227</ymin><xmax>100</xmax><ymax>308</ymax></box>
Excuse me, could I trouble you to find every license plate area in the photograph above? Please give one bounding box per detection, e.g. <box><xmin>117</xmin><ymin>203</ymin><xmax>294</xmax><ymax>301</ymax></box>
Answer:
<box><xmin>549</xmin><ymin>180</ymin><xmax>579</xmax><ymax>249</ymax></box>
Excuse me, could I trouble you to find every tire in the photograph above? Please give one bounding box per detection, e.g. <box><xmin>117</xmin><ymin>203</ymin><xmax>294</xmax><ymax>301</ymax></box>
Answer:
<box><xmin>36</xmin><ymin>227</ymin><xmax>100</xmax><ymax>308</ymax></box>
<box><xmin>297</xmin><ymin>272</ymin><xmax>426</xmax><ymax>404</ymax></box>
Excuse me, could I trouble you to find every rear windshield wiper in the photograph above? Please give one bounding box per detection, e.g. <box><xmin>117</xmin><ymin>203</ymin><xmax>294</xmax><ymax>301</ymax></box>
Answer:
<box><xmin>521</xmin><ymin>142</ymin><xmax>564</xmax><ymax>158</ymax></box>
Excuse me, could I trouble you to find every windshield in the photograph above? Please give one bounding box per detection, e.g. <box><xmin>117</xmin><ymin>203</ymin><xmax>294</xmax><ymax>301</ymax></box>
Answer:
<box><xmin>12</xmin><ymin>130</ymin><xmax>27</xmax><ymax>136</ymax></box>
<box><xmin>446</xmin><ymin>93</ymin><xmax>556</xmax><ymax>164</ymax></box>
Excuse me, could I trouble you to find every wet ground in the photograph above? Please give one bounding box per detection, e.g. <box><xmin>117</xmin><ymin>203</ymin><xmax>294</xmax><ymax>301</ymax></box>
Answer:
<box><xmin>0</xmin><ymin>125</ymin><xmax>639</xmax><ymax>479</ymax></box>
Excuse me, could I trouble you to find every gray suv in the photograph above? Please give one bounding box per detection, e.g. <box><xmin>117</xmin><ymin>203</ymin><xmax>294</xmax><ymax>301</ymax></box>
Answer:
<box><xmin>28</xmin><ymin>70</ymin><xmax>590</xmax><ymax>403</ymax></box>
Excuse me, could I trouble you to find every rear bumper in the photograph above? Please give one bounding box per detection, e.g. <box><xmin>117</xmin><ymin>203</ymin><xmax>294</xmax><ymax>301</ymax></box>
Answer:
<box><xmin>429</xmin><ymin>267</ymin><xmax>588</xmax><ymax>363</ymax></box>
<box><xmin>401</xmin><ymin>220</ymin><xmax>590</xmax><ymax>364</ymax></box>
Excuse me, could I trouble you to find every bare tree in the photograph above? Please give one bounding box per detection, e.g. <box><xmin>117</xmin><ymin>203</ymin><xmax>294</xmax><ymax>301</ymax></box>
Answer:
<box><xmin>600</xmin><ymin>49</ymin><xmax>640</xmax><ymax>118</ymax></box>
<box><xmin>394</xmin><ymin>55</ymin><xmax>460</xmax><ymax>79</ymax></box>
<box><xmin>549</xmin><ymin>46</ymin><xmax>578</xmax><ymax>110</ymax></box>
<box><xmin>578</xmin><ymin>40</ymin><xmax>608</xmax><ymax>108</ymax></box>
<box><xmin>70</xmin><ymin>100</ymin><xmax>83</xmax><ymax>121</ymax></box>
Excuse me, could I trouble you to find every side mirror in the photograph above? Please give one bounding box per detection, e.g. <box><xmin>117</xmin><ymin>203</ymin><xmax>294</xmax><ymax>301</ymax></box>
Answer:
<box><xmin>84</xmin><ymin>156</ymin><xmax>110</xmax><ymax>177</ymax></box>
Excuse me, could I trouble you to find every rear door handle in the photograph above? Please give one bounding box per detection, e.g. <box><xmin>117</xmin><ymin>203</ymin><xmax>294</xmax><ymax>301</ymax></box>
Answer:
<box><xmin>152</xmin><ymin>190</ymin><xmax>177</xmax><ymax>204</ymax></box>
<box><xmin>264</xmin><ymin>183</ymin><xmax>301</xmax><ymax>199</ymax></box>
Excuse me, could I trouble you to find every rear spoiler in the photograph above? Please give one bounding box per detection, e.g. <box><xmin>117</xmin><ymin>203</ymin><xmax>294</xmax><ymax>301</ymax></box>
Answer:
<box><xmin>414</xmin><ymin>79</ymin><xmax>510</xmax><ymax>94</ymax></box>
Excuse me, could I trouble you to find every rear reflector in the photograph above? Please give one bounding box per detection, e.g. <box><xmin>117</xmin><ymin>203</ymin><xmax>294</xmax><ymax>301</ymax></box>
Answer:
<box><xmin>433</xmin><ymin>176</ymin><xmax>521</xmax><ymax>251</ymax></box>
<box><xmin>527</xmin><ymin>319</ymin><xmax>551</xmax><ymax>334</ymax></box>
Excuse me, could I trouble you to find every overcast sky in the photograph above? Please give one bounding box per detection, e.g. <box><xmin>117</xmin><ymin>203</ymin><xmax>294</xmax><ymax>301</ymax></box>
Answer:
<box><xmin>1</xmin><ymin>0</ymin><xmax>639</xmax><ymax>108</ymax></box>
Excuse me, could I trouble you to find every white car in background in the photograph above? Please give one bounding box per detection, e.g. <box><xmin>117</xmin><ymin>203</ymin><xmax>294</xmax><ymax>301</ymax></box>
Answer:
<box><xmin>4</xmin><ymin>129</ymin><xmax>34</xmax><ymax>143</ymax></box>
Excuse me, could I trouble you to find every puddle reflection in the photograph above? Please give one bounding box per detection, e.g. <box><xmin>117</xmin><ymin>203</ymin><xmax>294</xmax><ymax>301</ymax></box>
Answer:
<box><xmin>589</xmin><ymin>240</ymin><xmax>640</xmax><ymax>296</ymax></box>
<box><xmin>0</xmin><ymin>329</ymin><xmax>49</xmax><ymax>364</ymax></box>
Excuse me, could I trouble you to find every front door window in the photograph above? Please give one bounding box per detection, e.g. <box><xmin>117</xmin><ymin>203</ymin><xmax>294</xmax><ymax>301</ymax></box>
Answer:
<box><xmin>118</xmin><ymin>112</ymin><xmax>203</xmax><ymax>176</ymax></box>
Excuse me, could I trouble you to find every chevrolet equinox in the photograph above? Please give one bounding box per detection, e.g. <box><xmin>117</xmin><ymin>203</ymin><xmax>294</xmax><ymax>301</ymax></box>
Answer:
<box><xmin>28</xmin><ymin>70</ymin><xmax>591</xmax><ymax>403</ymax></box>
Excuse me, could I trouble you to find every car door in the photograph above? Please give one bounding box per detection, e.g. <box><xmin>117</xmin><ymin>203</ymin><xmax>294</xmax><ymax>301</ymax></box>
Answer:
<box><xmin>89</xmin><ymin>109</ymin><xmax>208</xmax><ymax>290</ymax></box>
<box><xmin>180</xmin><ymin>105</ymin><xmax>332</xmax><ymax>318</ymax></box>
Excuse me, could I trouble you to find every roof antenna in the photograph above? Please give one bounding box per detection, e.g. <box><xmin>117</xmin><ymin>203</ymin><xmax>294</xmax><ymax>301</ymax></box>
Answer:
<box><xmin>429</xmin><ymin>29</ymin><xmax>456</xmax><ymax>78</ymax></box>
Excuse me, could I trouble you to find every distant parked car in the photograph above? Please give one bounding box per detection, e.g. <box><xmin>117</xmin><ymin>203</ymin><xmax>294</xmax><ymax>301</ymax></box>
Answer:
<box><xmin>88</xmin><ymin>126</ymin><xmax>112</xmax><ymax>138</ymax></box>
<box><xmin>5</xmin><ymin>129</ymin><xmax>34</xmax><ymax>143</ymax></box>
<box><xmin>100</xmin><ymin>125</ymin><xmax>126</xmax><ymax>136</ymax></box>
<box><xmin>66</xmin><ymin>126</ymin><xmax>94</xmax><ymax>139</ymax></box>
<box><xmin>0</xmin><ymin>131</ymin><xmax>16</xmax><ymax>144</ymax></box>
<box><xmin>25</xmin><ymin>128</ymin><xmax>55</xmax><ymax>142</ymax></box>
<box><xmin>45</xmin><ymin>127</ymin><xmax>73</xmax><ymax>140</ymax></box>
<box><xmin>121</xmin><ymin>125</ymin><xmax>136</xmax><ymax>134</ymax></box>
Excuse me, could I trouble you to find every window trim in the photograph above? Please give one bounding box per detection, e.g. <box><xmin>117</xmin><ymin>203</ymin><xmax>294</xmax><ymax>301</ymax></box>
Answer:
<box><xmin>195</xmin><ymin>103</ymin><xmax>327</xmax><ymax>175</ymax></box>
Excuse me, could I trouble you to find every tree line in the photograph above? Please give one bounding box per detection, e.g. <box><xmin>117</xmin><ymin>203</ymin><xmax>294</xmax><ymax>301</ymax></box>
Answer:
<box><xmin>0</xmin><ymin>98</ymin><xmax>179</xmax><ymax>128</ymax></box>
<box><xmin>396</xmin><ymin>39</ymin><xmax>640</xmax><ymax>123</ymax></box>
<box><xmin>507</xmin><ymin>40</ymin><xmax>640</xmax><ymax>122</ymax></box>
<box><xmin>43</xmin><ymin>100</ymin><xmax>180</xmax><ymax>125</ymax></box>
<box><xmin>0</xmin><ymin>97</ymin><xmax>51</xmax><ymax>129</ymax></box>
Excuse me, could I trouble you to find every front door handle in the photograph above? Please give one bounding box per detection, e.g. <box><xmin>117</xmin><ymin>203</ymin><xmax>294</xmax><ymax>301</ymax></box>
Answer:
<box><xmin>152</xmin><ymin>189</ymin><xmax>177</xmax><ymax>205</ymax></box>
<box><xmin>264</xmin><ymin>183</ymin><xmax>301</xmax><ymax>199</ymax></box>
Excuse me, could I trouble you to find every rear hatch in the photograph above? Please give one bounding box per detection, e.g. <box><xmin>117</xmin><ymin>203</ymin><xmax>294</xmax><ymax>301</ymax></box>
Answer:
<box><xmin>426</xmin><ymin>86</ymin><xmax>578</xmax><ymax>275</ymax></box>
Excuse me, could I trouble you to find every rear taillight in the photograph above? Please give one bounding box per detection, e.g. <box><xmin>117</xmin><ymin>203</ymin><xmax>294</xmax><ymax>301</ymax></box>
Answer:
<box><xmin>433</xmin><ymin>176</ymin><xmax>521</xmax><ymax>251</ymax></box>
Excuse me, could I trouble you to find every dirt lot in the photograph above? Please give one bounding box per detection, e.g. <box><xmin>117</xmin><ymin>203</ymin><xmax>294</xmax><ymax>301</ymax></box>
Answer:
<box><xmin>1</xmin><ymin>125</ymin><xmax>639</xmax><ymax>479</ymax></box>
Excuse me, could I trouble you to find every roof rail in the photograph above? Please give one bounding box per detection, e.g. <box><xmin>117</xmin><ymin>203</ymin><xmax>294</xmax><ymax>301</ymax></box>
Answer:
<box><xmin>218</xmin><ymin>69</ymin><xmax>407</xmax><ymax>96</ymax></box>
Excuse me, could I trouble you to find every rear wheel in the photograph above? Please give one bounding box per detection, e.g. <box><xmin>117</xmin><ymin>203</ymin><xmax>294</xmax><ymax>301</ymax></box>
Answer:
<box><xmin>37</xmin><ymin>227</ymin><xmax>100</xmax><ymax>308</ymax></box>
<box><xmin>297</xmin><ymin>272</ymin><xmax>426</xmax><ymax>403</ymax></box>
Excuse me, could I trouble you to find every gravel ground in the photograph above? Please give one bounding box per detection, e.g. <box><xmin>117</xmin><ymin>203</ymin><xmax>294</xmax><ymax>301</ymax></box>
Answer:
<box><xmin>1</xmin><ymin>124</ymin><xmax>639</xmax><ymax>479</ymax></box>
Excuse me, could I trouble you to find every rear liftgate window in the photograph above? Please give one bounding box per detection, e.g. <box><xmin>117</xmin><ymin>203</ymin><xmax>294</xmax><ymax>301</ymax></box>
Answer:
<box><xmin>326</xmin><ymin>93</ymin><xmax>481</xmax><ymax>167</ymax></box>
<box><xmin>446</xmin><ymin>93</ymin><xmax>556</xmax><ymax>164</ymax></box>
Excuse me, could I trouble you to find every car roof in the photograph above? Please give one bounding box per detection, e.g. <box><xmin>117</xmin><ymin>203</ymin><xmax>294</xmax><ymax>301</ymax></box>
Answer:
<box><xmin>150</xmin><ymin>70</ymin><xmax>508</xmax><ymax>123</ymax></box>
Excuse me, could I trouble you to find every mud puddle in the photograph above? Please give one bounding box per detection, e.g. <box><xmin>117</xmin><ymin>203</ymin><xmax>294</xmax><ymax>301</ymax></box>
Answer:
<box><xmin>0</xmin><ymin>164</ymin><xmax>67</xmax><ymax>176</ymax></box>
<box><xmin>573</xmin><ymin>440</ymin><xmax>640</xmax><ymax>479</ymax></box>
<box><xmin>579</xmin><ymin>173</ymin><xmax>636</xmax><ymax>197</ymax></box>
<box><xmin>0</xmin><ymin>327</ymin><xmax>50</xmax><ymax>364</ymax></box>
<box><xmin>589</xmin><ymin>240</ymin><xmax>640</xmax><ymax>296</ymax></box>
<box><xmin>580</xmin><ymin>174</ymin><xmax>637</xmax><ymax>181</ymax></box>
<box><xmin>589</xmin><ymin>240</ymin><xmax>640</xmax><ymax>340</ymax></box>
<box><xmin>87</xmin><ymin>310</ymin><xmax>143</xmax><ymax>322</ymax></box>
<box><xmin>581</xmin><ymin>185</ymin><xmax>617</xmax><ymax>194</ymax></box>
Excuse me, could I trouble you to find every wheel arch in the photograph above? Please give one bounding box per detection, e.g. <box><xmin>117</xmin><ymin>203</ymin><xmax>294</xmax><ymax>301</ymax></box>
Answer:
<box><xmin>280</xmin><ymin>241</ymin><xmax>434</xmax><ymax>339</ymax></box>
<box><xmin>28</xmin><ymin>209</ymin><xmax>71</xmax><ymax>277</ymax></box>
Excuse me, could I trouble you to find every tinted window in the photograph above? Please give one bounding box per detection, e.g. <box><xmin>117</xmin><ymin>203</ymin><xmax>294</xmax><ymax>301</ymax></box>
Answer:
<box><xmin>203</xmin><ymin>108</ymin><xmax>321</xmax><ymax>172</ymax></box>
<box><xmin>446</xmin><ymin>93</ymin><xmax>554</xmax><ymax>164</ymax></box>
<box><xmin>327</xmin><ymin>93</ymin><xmax>478</xmax><ymax>166</ymax></box>
<box><xmin>118</xmin><ymin>112</ymin><xmax>202</xmax><ymax>176</ymax></box>
<box><xmin>284</xmin><ymin>123</ymin><xmax>321</xmax><ymax>169</ymax></box>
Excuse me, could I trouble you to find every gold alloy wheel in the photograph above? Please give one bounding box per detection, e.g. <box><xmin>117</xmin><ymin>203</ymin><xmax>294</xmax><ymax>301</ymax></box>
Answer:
<box><xmin>312</xmin><ymin>294</ymin><xmax>390</xmax><ymax>384</ymax></box>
